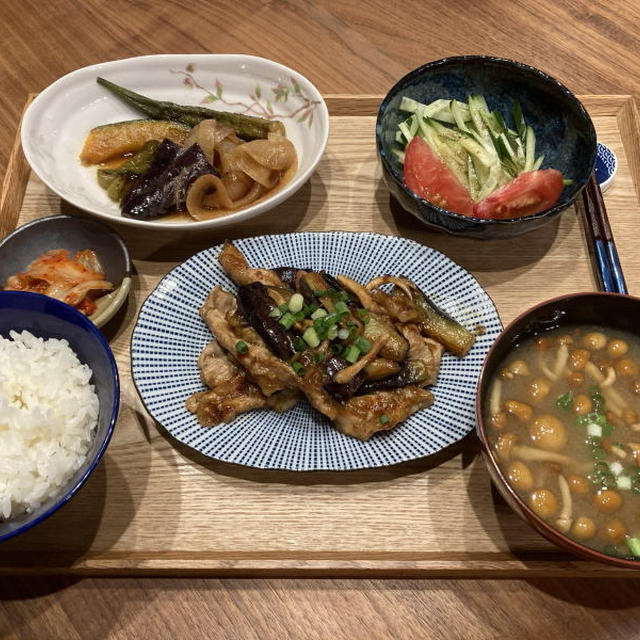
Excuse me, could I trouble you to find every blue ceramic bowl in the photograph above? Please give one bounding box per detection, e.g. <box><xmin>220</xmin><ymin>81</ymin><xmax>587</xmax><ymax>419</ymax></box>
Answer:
<box><xmin>377</xmin><ymin>56</ymin><xmax>597</xmax><ymax>238</ymax></box>
<box><xmin>0</xmin><ymin>291</ymin><xmax>119</xmax><ymax>543</ymax></box>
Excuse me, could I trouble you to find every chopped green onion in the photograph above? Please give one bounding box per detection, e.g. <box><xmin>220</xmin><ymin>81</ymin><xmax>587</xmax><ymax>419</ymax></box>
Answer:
<box><xmin>311</xmin><ymin>308</ymin><xmax>327</xmax><ymax>320</ymax></box>
<box><xmin>304</xmin><ymin>302</ymin><xmax>319</xmax><ymax>316</ymax></box>
<box><xmin>327</xmin><ymin>326</ymin><xmax>338</xmax><ymax>340</ymax></box>
<box><xmin>586</xmin><ymin>423</ymin><xmax>603</xmax><ymax>438</ymax></box>
<box><xmin>337</xmin><ymin>328</ymin><xmax>350</xmax><ymax>340</ymax></box>
<box><xmin>331</xmin><ymin>343</ymin><xmax>343</xmax><ymax>354</ymax></box>
<box><xmin>278</xmin><ymin>303</ymin><xmax>289</xmax><ymax>313</ymax></box>
<box><xmin>303</xmin><ymin>327</ymin><xmax>320</xmax><ymax>348</ymax></box>
<box><xmin>324</xmin><ymin>313</ymin><xmax>340</xmax><ymax>327</ymax></box>
<box><xmin>334</xmin><ymin>301</ymin><xmax>349</xmax><ymax>315</ymax></box>
<box><xmin>235</xmin><ymin>340</ymin><xmax>248</xmax><ymax>354</ymax></box>
<box><xmin>314</xmin><ymin>351</ymin><xmax>325</xmax><ymax>363</ymax></box>
<box><xmin>617</xmin><ymin>475</ymin><xmax>632</xmax><ymax>491</ymax></box>
<box><xmin>609</xmin><ymin>461</ymin><xmax>624</xmax><ymax>476</ymax></box>
<box><xmin>344</xmin><ymin>345</ymin><xmax>361</xmax><ymax>364</ymax></box>
<box><xmin>293</xmin><ymin>336</ymin><xmax>306</xmax><ymax>352</ymax></box>
<box><xmin>357</xmin><ymin>308</ymin><xmax>370</xmax><ymax>323</ymax></box>
<box><xmin>279</xmin><ymin>312</ymin><xmax>295</xmax><ymax>330</ymax></box>
<box><xmin>268</xmin><ymin>307</ymin><xmax>282</xmax><ymax>319</ymax></box>
<box><xmin>556</xmin><ymin>391</ymin><xmax>573</xmax><ymax>410</ymax></box>
<box><xmin>379</xmin><ymin>414</ymin><xmax>390</xmax><ymax>425</ymax></box>
<box><xmin>288</xmin><ymin>293</ymin><xmax>304</xmax><ymax>313</ymax></box>
<box><xmin>293</xmin><ymin>310</ymin><xmax>306</xmax><ymax>322</ymax></box>
<box><xmin>354</xmin><ymin>336</ymin><xmax>372</xmax><ymax>354</ymax></box>
<box><xmin>292</xmin><ymin>361</ymin><xmax>305</xmax><ymax>376</ymax></box>
<box><xmin>314</xmin><ymin>288</ymin><xmax>348</xmax><ymax>302</ymax></box>
<box><xmin>627</xmin><ymin>538</ymin><xmax>640</xmax><ymax>557</ymax></box>
<box><xmin>575</xmin><ymin>414</ymin><xmax>590</xmax><ymax>427</ymax></box>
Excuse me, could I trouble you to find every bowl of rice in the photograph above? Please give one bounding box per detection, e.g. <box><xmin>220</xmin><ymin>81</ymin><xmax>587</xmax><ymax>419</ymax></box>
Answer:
<box><xmin>0</xmin><ymin>290</ymin><xmax>119</xmax><ymax>542</ymax></box>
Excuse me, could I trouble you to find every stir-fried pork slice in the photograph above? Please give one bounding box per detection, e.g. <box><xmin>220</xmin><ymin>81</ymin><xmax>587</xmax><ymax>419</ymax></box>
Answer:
<box><xmin>187</xmin><ymin>339</ymin><xmax>301</xmax><ymax>425</ymax></box>
<box><xmin>187</xmin><ymin>383</ymin><xmax>267</xmax><ymax>425</ymax></box>
<box><xmin>218</xmin><ymin>239</ymin><xmax>285</xmax><ymax>287</ymax></box>
<box><xmin>200</xmin><ymin>286</ymin><xmax>298</xmax><ymax>396</ymax></box>
<box><xmin>336</xmin><ymin>386</ymin><xmax>434</xmax><ymax>440</ymax></box>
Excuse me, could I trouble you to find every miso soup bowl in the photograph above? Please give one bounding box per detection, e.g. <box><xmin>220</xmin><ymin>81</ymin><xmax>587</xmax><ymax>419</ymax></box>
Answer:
<box><xmin>476</xmin><ymin>292</ymin><xmax>640</xmax><ymax>569</ymax></box>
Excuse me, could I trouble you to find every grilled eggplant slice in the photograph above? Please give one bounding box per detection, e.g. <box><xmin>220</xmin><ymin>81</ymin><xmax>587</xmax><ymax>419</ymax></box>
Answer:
<box><xmin>236</xmin><ymin>282</ymin><xmax>296</xmax><ymax>360</ymax></box>
<box><xmin>121</xmin><ymin>139</ymin><xmax>217</xmax><ymax>219</ymax></box>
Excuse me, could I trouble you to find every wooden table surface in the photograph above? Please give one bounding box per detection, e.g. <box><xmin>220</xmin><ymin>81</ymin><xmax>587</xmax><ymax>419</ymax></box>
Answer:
<box><xmin>2</xmin><ymin>1</ymin><xmax>640</xmax><ymax>638</ymax></box>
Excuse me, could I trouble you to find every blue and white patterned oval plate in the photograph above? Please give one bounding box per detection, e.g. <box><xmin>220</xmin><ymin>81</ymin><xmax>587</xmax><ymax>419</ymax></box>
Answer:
<box><xmin>131</xmin><ymin>232</ymin><xmax>502</xmax><ymax>471</ymax></box>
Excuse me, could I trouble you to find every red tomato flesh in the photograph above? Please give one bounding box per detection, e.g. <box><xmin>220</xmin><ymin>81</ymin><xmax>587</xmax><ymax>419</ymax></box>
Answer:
<box><xmin>472</xmin><ymin>169</ymin><xmax>564</xmax><ymax>220</ymax></box>
<box><xmin>403</xmin><ymin>136</ymin><xmax>474</xmax><ymax>216</ymax></box>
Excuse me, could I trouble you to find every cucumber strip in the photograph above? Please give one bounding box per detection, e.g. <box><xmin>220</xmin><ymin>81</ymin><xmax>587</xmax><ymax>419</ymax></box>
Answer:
<box><xmin>399</xmin><ymin>96</ymin><xmax>422</xmax><ymax>113</ymax></box>
<box><xmin>513</xmin><ymin>101</ymin><xmax>526</xmax><ymax>139</ymax></box>
<box><xmin>492</xmin><ymin>110</ymin><xmax>508</xmax><ymax>134</ymax></box>
<box><xmin>532</xmin><ymin>154</ymin><xmax>545</xmax><ymax>170</ymax></box>
<box><xmin>418</xmin><ymin>118</ymin><xmax>469</xmax><ymax>188</ymax></box>
<box><xmin>467</xmin><ymin>95</ymin><xmax>488</xmax><ymax>138</ymax></box>
<box><xmin>467</xmin><ymin>156</ymin><xmax>480</xmax><ymax>200</ymax></box>
<box><xmin>458</xmin><ymin>136</ymin><xmax>495</xmax><ymax>186</ymax></box>
<box><xmin>395</xmin><ymin>130</ymin><xmax>404</xmax><ymax>143</ymax></box>
<box><xmin>476</xmin><ymin>165</ymin><xmax>504</xmax><ymax>200</ymax></box>
<box><xmin>524</xmin><ymin>125</ymin><xmax>536</xmax><ymax>171</ymax></box>
<box><xmin>392</xmin><ymin>148</ymin><xmax>405</xmax><ymax>163</ymax></box>
<box><xmin>497</xmin><ymin>133</ymin><xmax>520</xmax><ymax>169</ymax></box>
<box><xmin>408</xmin><ymin>116</ymin><xmax>419</xmax><ymax>136</ymax></box>
<box><xmin>398</xmin><ymin>119</ymin><xmax>415</xmax><ymax>144</ymax></box>
<box><xmin>400</xmin><ymin>96</ymin><xmax>471</xmax><ymax>124</ymax></box>
<box><xmin>480</xmin><ymin>110</ymin><xmax>503</xmax><ymax>138</ymax></box>
<box><xmin>451</xmin><ymin>99</ymin><xmax>470</xmax><ymax>133</ymax></box>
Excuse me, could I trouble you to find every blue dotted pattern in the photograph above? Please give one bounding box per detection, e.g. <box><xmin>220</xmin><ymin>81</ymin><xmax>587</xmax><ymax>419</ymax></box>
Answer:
<box><xmin>131</xmin><ymin>232</ymin><xmax>502</xmax><ymax>471</ymax></box>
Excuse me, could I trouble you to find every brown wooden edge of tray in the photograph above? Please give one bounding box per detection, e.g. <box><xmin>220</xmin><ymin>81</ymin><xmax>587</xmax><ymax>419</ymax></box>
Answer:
<box><xmin>2</xmin><ymin>94</ymin><xmax>640</xmax><ymax>577</ymax></box>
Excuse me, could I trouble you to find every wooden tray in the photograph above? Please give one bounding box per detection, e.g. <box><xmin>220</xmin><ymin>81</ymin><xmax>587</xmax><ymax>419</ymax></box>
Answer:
<box><xmin>2</xmin><ymin>95</ymin><xmax>640</xmax><ymax>577</ymax></box>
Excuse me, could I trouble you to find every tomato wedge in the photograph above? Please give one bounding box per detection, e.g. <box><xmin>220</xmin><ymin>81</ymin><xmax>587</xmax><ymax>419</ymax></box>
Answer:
<box><xmin>403</xmin><ymin>136</ymin><xmax>474</xmax><ymax>216</ymax></box>
<box><xmin>472</xmin><ymin>169</ymin><xmax>564</xmax><ymax>219</ymax></box>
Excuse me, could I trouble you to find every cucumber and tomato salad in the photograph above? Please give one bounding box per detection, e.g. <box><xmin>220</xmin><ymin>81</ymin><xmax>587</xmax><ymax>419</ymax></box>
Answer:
<box><xmin>394</xmin><ymin>95</ymin><xmax>564</xmax><ymax>219</ymax></box>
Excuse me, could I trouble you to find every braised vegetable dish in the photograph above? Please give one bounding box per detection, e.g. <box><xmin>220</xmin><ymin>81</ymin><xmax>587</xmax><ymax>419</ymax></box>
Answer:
<box><xmin>80</xmin><ymin>78</ymin><xmax>297</xmax><ymax>221</ymax></box>
<box><xmin>486</xmin><ymin>325</ymin><xmax>640</xmax><ymax>559</ymax></box>
<box><xmin>4</xmin><ymin>249</ymin><xmax>112</xmax><ymax>315</ymax></box>
<box><xmin>186</xmin><ymin>241</ymin><xmax>475</xmax><ymax>440</ymax></box>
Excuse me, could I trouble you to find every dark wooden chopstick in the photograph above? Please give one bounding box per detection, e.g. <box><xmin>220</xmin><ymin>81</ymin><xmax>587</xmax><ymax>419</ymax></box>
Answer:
<box><xmin>579</xmin><ymin>173</ymin><xmax>627</xmax><ymax>294</ymax></box>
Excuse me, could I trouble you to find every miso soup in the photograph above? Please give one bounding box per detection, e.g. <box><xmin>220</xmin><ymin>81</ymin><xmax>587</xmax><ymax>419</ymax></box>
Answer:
<box><xmin>485</xmin><ymin>325</ymin><xmax>640</xmax><ymax>559</ymax></box>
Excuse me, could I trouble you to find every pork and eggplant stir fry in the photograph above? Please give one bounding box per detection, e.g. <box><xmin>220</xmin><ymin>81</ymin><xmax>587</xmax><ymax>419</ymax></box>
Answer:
<box><xmin>186</xmin><ymin>241</ymin><xmax>475</xmax><ymax>440</ymax></box>
<box><xmin>486</xmin><ymin>325</ymin><xmax>640</xmax><ymax>559</ymax></box>
<box><xmin>80</xmin><ymin>79</ymin><xmax>297</xmax><ymax>221</ymax></box>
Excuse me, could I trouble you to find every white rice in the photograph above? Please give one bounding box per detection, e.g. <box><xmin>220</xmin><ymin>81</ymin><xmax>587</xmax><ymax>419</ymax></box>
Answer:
<box><xmin>0</xmin><ymin>330</ymin><xmax>99</xmax><ymax>519</ymax></box>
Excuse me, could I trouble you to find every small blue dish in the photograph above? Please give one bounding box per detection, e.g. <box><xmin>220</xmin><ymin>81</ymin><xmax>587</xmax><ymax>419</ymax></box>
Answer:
<box><xmin>0</xmin><ymin>291</ymin><xmax>119</xmax><ymax>543</ymax></box>
<box><xmin>595</xmin><ymin>142</ymin><xmax>617</xmax><ymax>192</ymax></box>
<box><xmin>377</xmin><ymin>56</ymin><xmax>598</xmax><ymax>239</ymax></box>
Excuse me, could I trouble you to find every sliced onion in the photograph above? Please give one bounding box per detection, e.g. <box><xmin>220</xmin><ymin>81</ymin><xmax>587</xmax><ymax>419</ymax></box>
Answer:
<box><xmin>241</xmin><ymin>138</ymin><xmax>297</xmax><ymax>170</ymax></box>
<box><xmin>184</xmin><ymin>119</ymin><xmax>237</xmax><ymax>165</ymax></box>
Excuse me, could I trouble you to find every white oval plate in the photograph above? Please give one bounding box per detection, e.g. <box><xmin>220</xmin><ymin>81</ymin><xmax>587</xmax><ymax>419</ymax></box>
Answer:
<box><xmin>21</xmin><ymin>54</ymin><xmax>329</xmax><ymax>231</ymax></box>
<box><xmin>131</xmin><ymin>232</ymin><xmax>502</xmax><ymax>471</ymax></box>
